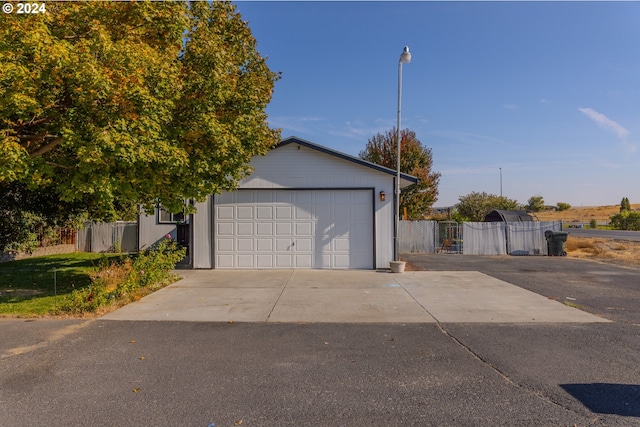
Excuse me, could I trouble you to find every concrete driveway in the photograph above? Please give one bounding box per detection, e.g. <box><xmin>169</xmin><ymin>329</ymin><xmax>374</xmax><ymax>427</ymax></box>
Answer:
<box><xmin>102</xmin><ymin>270</ymin><xmax>608</xmax><ymax>323</ymax></box>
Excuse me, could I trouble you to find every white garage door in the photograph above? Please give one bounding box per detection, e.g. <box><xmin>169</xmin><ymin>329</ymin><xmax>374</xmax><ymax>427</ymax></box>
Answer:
<box><xmin>214</xmin><ymin>189</ymin><xmax>373</xmax><ymax>269</ymax></box>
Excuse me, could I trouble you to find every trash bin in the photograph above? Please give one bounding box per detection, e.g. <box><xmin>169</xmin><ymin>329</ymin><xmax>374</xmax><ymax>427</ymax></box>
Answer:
<box><xmin>544</xmin><ymin>230</ymin><xmax>568</xmax><ymax>256</ymax></box>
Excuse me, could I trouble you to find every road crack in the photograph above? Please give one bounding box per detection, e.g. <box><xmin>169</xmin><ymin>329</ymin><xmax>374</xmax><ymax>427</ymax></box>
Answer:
<box><xmin>435</xmin><ymin>323</ymin><xmax>601</xmax><ymax>426</ymax></box>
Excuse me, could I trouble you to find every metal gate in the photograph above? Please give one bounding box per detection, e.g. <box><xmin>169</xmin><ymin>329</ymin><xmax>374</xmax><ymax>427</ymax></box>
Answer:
<box><xmin>437</xmin><ymin>221</ymin><xmax>462</xmax><ymax>254</ymax></box>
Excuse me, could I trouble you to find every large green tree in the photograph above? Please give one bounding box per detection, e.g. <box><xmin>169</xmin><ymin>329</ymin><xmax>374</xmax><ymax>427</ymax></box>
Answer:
<box><xmin>359</xmin><ymin>128</ymin><xmax>440</xmax><ymax>219</ymax></box>
<box><xmin>454</xmin><ymin>191</ymin><xmax>521</xmax><ymax>222</ymax></box>
<box><xmin>1</xmin><ymin>1</ymin><xmax>280</xmax><ymax>221</ymax></box>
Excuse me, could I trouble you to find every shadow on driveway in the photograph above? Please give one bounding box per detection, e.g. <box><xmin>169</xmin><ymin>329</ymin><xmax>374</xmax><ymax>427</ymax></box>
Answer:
<box><xmin>561</xmin><ymin>383</ymin><xmax>640</xmax><ymax>417</ymax></box>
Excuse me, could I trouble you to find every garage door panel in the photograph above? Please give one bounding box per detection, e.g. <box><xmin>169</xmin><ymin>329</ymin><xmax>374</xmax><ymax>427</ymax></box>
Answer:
<box><xmin>217</xmin><ymin>223</ymin><xmax>234</xmax><ymax>236</ymax></box>
<box><xmin>333</xmin><ymin>206</ymin><xmax>350</xmax><ymax>219</ymax></box>
<box><xmin>333</xmin><ymin>192</ymin><xmax>352</xmax><ymax>204</ymax></box>
<box><xmin>256</xmin><ymin>222</ymin><xmax>273</xmax><ymax>235</ymax></box>
<box><xmin>237</xmin><ymin>206</ymin><xmax>253</xmax><ymax>220</ymax></box>
<box><xmin>276</xmin><ymin>254</ymin><xmax>292</xmax><ymax>268</ymax></box>
<box><xmin>215</xmin><ymin>189</ymin><xmax>373</xmax><ymax>269</ymax></box>
<box><xmin>315</xmin><ymin>206</ymin><xmax>331</xmax><ymax>219</ymax></box>
<box><xmin>296</xmin><ymin>238</ymin><xmax>312</xmax><ymax>251</ymax></box>
<box><xmin>295</xmin><ymin>207</ymin><xmax>312</xmax><ymax>220</ymax></box>
<box><xmin>237</xmin><ymin>254</ymin><xmax>253</xmax><ymax>268</ymax></box>
<box><xmin>217</xmin><ymin>238</ymin><xmax>234</xmax><ymax>251</ymax></box>
<box><xmin>333</xmin><ymin>254</ymin><xmax>350</xmax><ymax>268</ymax></box>
<box><xmin>276</xmin><ymin>206</ymin><xmax>292</xmax><ymax>219</ymax></box>
<box><xmin>319</xmin><ymin>254</ymin><xmax>331</xmax><ymax>268</ymax></box>
<box><xmin>354</xmin><ymin>222</ymin><xmax>371</xmax><ymax>236</ymax></box>
<box><xmin>256</xmin><ymin>238</ymin><xmax>273</xmax><ymax>252</ymax></box>
<box><xmin>237</xmin><ymin>239</ymin><xmax>253</xmax><ymax>252</ymax></box>
<box><xmin>217</xmin><ymin>254</ymin><xmax>234</xmax><ymax>268</ymax></box>
<box><xmin>276</xmin><ymin>238</ymin><xmax>293</xmax><ymax>251</ymax></box>
<box><xmin>354</xmin><ymin>208</ymin><xmax>371</xmax><ymax>222</ymax></box>
<box><xmin>333</xmin><ymin>238</ymin><xmax>349</xmax><ymax>252</ymax></box>
<box><xmin>237</xmin><ymin>223</ymin><xmax>253</xmax><ymax>235</ymax></box>
<box><xmin>217</xmin><ymin>206</ymin><xmax>234</xmax><ymax>220</ymax></box>
<box><xmin>256</xmin><ymin>206</ymin><xmax>273</xmax><ymax>219</ymax></box>
<box><xmin>257</xmin><ymin>254</ymin><xmax>273</xmax><ymax>268</ymax></box>
<box><xmin>275</xmin><ymin>223</ymin><xmax>292</xmax><ymax>235</ymax></box>
<box><xmin>295</xmin><ymin>254</ymin><xmax>312</xmax><ymax>268</ymax></box>
<box><xmin>295</xmin><ymin>222</ymin><xmax>312</xmax><ymax>235</ymax></box>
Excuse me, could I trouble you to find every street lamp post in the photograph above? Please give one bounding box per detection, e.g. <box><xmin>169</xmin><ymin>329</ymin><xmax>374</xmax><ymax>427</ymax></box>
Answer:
<box><xmin>395</xmin><ymin>46</ymin><xmax>411</xmax><ymax>263</ymax></box>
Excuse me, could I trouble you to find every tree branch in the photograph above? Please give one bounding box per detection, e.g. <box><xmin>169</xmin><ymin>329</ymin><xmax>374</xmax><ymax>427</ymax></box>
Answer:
<box><xmin>29</xmin><ymin>137</ymin><xmax>63</xmax><ymax>158</ymax></box>
<box><xmin>45</xmin><ymin>161</ymin><xmax>72</xmax><ymax>170</ymax></box>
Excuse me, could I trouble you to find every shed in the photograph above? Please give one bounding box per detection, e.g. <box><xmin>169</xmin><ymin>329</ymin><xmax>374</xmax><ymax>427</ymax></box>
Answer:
<box><xmin>484</xmin><ymin>210</ymin><xmax>534</xmax><ymax>222</ymax></box>
<box><xmin>138</xmin><ymin>137</ymin><xmax>418</xmax><ymax>269</ymax></box>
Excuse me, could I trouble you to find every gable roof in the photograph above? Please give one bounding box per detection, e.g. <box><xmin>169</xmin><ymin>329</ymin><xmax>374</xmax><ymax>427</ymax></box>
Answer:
<box><xmin>276</xmin><ymin>136</ymin><xmax>419</xmax><ymax>185</ymax></box>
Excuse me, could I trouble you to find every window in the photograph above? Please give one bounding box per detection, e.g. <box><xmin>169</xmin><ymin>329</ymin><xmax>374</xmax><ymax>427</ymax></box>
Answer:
<box><xmin>158</xmin><ymin>207</ymin><xmax>185</xmax><ymax>224</ymax></box>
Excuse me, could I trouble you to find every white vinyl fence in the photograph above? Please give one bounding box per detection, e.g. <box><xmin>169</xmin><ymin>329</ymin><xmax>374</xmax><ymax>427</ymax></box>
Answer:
<box><xmin>462</xmin><ymin>222</ymin><xmax>507</xmax><ymax>255</ymax></box>
<box><xmin>400</xmin><ymin>220</ymin><xmax>563</xmax><ymax>255</ymax></box>
<box><xmin>77</xmin><ymin>222</ymin><xmax>138</xmax><ymax>253</ymax></box>
<box><xmin>398</xmin><ymin>221</ymin><xmax>437</xmax><ymax>253</ymax></box>
<box><xmin>506</xmin><ymin>221</ymin><xmax>561</xmax><ymax>255</ymax></box>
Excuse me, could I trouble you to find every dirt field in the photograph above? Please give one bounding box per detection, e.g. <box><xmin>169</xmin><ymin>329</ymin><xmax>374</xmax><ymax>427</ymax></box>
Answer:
<box><xmin>566</xmin><ymin>236</ymin><xmax>640</xmax><ymax>267</ymax></box>
<box><xmin>532</xmin><ymin>204</ymin><xmax>640</xmax><ymax>266</ymax></box>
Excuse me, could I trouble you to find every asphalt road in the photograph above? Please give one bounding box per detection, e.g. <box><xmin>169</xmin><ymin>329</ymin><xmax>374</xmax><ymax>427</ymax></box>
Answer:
<box><xmin>563</xmin><ymin>227</ymin><xmax>640</xmax><ymax>241</ymax></box>
<box><xmin>2</xmin><ymin>255</ymin><xmax>640</xmax><ymax>427</ymax></box>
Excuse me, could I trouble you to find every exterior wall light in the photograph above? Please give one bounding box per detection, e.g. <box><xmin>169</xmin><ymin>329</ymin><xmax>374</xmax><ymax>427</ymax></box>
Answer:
<box><xmin>379</xmin><ymin>191</ymin><xmax>386</xmax><ymax>201</ymax></box>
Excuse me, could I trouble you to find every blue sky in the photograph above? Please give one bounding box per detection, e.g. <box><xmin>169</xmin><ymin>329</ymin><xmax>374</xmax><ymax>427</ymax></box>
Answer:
<box><xmin>235</xmin><ymin>1</ymin><xmax>640</xmax><ymax>207</ymax></box>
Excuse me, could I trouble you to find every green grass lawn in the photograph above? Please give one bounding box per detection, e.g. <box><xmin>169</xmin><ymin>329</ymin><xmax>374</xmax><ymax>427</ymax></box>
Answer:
<box><xmin>0</xmin><ymin>253</ymin><xmax>122</xmax><ymax>317</ymax></box>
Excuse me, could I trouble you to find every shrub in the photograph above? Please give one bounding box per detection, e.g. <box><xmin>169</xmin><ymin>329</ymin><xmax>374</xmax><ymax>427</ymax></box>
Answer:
<box><xmin>60</xmin><ymin>237</ymin><xmax>186</xmax><ymax>314</ymax></box>
<box><xmin>610</xmin><ymin>211</ymin><xmax>640</xmax><ymax>231</ymax></box>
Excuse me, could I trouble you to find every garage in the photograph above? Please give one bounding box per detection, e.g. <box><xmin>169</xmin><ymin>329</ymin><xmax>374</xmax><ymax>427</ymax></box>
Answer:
<box><xmin>138</xmin><ymin>137</ymin><xmax>418</xmax><ymax>269</ymax></box>
<box><xmin>214</xmin><ymin>189</ymin><xmax>374</xmax><ymax>269</ymax></box>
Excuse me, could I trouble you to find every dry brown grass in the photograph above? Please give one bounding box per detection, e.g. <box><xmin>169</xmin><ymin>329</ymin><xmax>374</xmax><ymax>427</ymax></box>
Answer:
<box><xmin>535</xmin><ymin>204</ymin><xmax>640</xmax><ymax>223</ymax></box>
<box><xmin>566</xmin><ymin>236</ymin><xmax>640</xmax><ymax>266</ymax></box>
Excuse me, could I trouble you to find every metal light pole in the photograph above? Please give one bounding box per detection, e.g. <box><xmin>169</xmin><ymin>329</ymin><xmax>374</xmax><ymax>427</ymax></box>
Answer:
<box><xmin>395</xmin><ymin>46</ymin><xmax>411</xmax><ymax>262</ymax></box>
<box><xmin>499</xmin><ymin>167</ymin><xmax>503</xmax><ymax>198</ymax></box>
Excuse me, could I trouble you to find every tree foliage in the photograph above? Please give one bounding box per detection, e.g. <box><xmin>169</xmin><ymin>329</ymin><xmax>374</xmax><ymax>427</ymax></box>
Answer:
<box><xmin>454</xmin><ymin>191</ymin><xmax>521</xmax><ymax>222</ymax></box>
<box><xmin>359</xmin><ymin>128</ymin><xmax>440</xmax><ymax>219</ymax></box>
<box><xmin>1</xmin><ymin>1</ymin><xmax>280</xmax><ymax>221</ymax></box>
<box><xmin>0</xmin><ymin>182</ymin><xmax>87</xmax><ymax>252</ymax></box>
<box><xmin>525</xmin><ymin>195</ymin><xmax>545</xmax><ymax>212</ymax></box>
<box><xmin>620</xmin><ymin>197</ymin><xmax>631</xmax><ymax>212</ymax></box>
<box><xmin>610</xmin><ymin>210</ymin><xmax>640</xmax><ymax>231</ymax></box>
<box><xmin>556</xmin><ymin>202</ymin><xmax>571</xmax><ymax>211</ymax></box>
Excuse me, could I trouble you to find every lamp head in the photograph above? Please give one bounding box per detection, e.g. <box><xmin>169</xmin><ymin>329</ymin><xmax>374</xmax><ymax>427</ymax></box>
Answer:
<box><xmin>400</xmin><ymin>46</ymin><xmax>411</xmax><ymax>64</ymax></box>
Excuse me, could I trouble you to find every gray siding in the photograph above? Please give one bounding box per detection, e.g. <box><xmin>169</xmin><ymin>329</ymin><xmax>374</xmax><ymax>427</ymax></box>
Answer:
<box><xmin>192</xmin><ymin>197</ymin><xmax>212</xmax><ymax>268</ymax></box>
<box><xmin>138</xmin><ymin>211</ymin><xmax>176</xmax><ymax>251</ymax></box>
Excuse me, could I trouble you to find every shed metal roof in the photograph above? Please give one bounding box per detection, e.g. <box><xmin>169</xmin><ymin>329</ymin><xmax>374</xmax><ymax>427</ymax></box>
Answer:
<box><xmin>484</xmin><ymin>210</ymin><xmax>534</xmax><ymax>222</ymax></box>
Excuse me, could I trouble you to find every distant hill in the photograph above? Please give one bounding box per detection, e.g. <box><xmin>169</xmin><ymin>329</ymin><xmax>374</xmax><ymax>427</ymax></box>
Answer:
<box><xmin>535</xmin><ymin>204</ymin><xmax>640</xmax><ymax>223</ymax></box>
